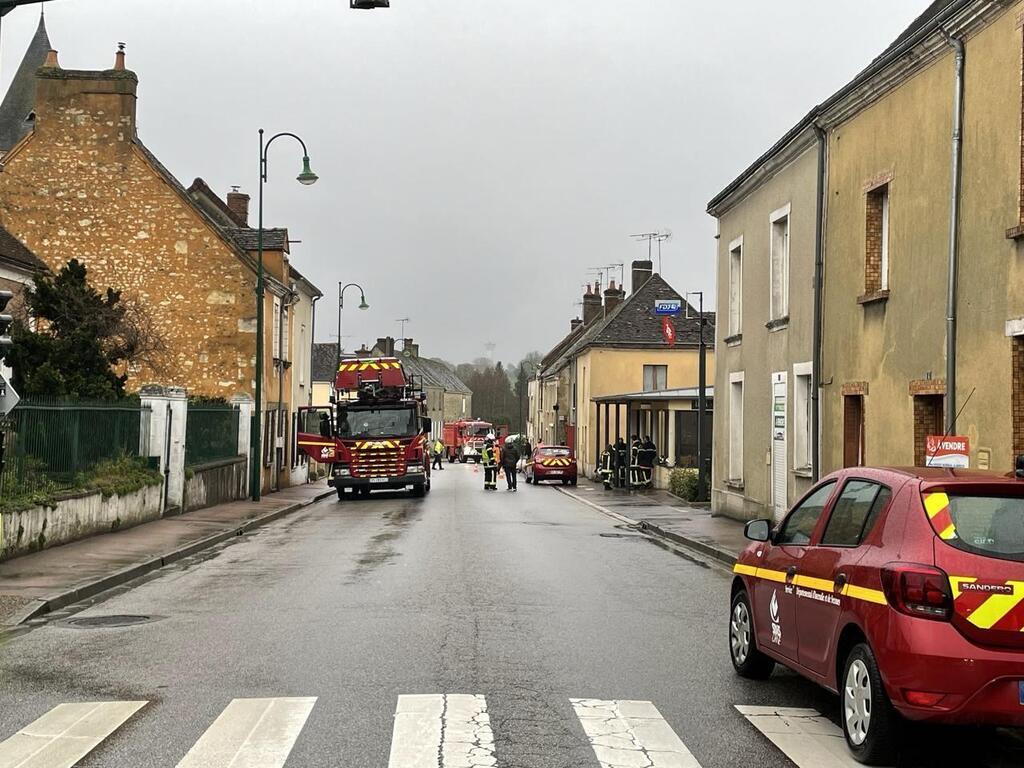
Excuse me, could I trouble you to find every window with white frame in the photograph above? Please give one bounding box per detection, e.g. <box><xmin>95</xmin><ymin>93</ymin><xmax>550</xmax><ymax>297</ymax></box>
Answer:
<box><xmin>272</xmin><ymin>297</ymin><xmax>282</xmax><ymax>359</ymax></box>
<box><xmin>643</xmin><ymin>364</ymin><xmax>668</xmax><ymax>392</ymax></box>
<box><xmin>729</xmin><ymin>374</ymin><xmax>744</xmax><ymax>481</ymax></box>
<box><xmin>728</xmin><ymin>237</ymin><xmax>743</xmax><ymax>336</ymax></box>
<box><xmin>281</xmin><ymin>304</ymin><xmax>290</xmax><ymax>363</ymax></box>
<box><xmin>793</xmin><ymin>363</ymin><xmax>813</xmax><ymax>470</ymax></box>
<box><xmin>770</xmin><ymin>205</ymin><xmax>790</xmax><ymax>321</ymax></box>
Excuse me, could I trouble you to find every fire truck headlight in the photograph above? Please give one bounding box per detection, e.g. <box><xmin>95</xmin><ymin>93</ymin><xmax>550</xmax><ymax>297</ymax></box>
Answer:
<box><xmin>335</xmin><ymin>467</ymin><xmax>351</xmax><ymax>477</ymax></box>
<box><xmin>406</xmin><ymin>463</ymin><xmax>424</xmax><ymax>473</ymax></box>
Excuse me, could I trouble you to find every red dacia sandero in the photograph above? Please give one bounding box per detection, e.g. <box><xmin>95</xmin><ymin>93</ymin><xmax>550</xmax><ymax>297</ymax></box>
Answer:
<box><xmin>729</xmin><ymin>466</ymin><xmax>1024</xmax><ymax>765</ymax></box>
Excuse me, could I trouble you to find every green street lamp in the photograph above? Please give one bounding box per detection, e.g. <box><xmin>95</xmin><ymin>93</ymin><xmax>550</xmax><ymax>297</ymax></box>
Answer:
<box><xmin>337</xmin><ymin>282</ymin><xmax>369</xmax><ymax>373</ymax></box>
<box><xmin>251</xmin><ymin>129</ymin><xmax>318</xmax><ymax>502</ymax></box>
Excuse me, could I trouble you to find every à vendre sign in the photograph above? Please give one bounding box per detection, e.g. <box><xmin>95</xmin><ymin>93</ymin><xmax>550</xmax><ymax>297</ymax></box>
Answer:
<box><xmin>925</xmin><ymin>436</ymin><xmax>970</xmax><ymax>469</ymax></box>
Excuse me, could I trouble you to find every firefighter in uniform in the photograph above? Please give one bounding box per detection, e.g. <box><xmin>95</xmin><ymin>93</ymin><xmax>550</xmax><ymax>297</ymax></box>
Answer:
<box><xmin>599</xmin><ymin>444</ymin><xmax>614</xmax><ymax>489</ymax></box>
<box><xmin>482</xmin><ymin>440</ymin><xmax>498</xmax><ymax>490</ymax></box>
<box><xmin>613</xmin><ymin>438</ymin><xmax>628</xmax><ymax>488</ymax></box>
<box><xmin>629</xmin><ymin>434</ymin><xmax>642</xmax><ymax>487</ymax></box>
<box><xmin>432</xmin><ymin>439</ymin><xmax>445</xmax><ymax>470</ymax></box>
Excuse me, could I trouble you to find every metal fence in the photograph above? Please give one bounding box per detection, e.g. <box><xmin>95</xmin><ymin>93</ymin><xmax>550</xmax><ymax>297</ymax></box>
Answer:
<box><xmin>1</xmin><ymin>399</ymin><xmax>152</xmax><ymax>496</ymax></box>
<box><xmin>185</xmin><ymin>406</ymin><xmax>241</xmax><ymax>468</ymax></box>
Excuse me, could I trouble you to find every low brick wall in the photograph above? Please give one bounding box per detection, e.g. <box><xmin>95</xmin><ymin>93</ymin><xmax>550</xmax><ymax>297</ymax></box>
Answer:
<box><xmin>184</xmin><ymin>456</ymin><xmax>247</xmax><ymax>513</ymax></box>
<box><xmin>0</xmin><ymin>484</ymin><xmax>163</xmax><ymax>562</ymax></box>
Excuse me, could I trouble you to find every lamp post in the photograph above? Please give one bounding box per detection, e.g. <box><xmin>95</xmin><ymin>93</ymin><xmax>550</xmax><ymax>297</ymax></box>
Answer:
<box><xmin>337</xmin><ymin>282</ymin><xmax>369</xmax><ymax>371</ymax></box>
<box><xmin>251</xmin><ymin>129</ymin><xmax>319</xmax><ymax>502</ymax></box>
<box><xmin>686</xmin><ymin>292</ymin><xmax>709</xmax><ymax>502</ymax></box>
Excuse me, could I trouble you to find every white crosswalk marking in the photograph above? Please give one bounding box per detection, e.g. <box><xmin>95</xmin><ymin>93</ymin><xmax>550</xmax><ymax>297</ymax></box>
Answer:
<box><xmin>735</xmin><ymin>706</ymin><xmax>868</xmax><ymax>768</ymax></box>
<box><xmin>572</xmin><ymin>698</ymin><xmax>704</xmax><ymax>768</ymax></box>
<box><xmin>387</xmin><ymin>694</ymin><xmax>496</xmax><ymax>768</ymax></box>
<box><xmin>0</xmin><ymin>701</ymin><xmax>147</xmax><ymax>768</ymax></box>
<box><xmin>175</xmin><ymin>697</ymin><xmax>316</xmax><ymax>768</ymax></box>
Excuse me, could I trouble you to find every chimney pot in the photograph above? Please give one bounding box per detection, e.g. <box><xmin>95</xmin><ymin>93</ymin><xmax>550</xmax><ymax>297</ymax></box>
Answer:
<box><xmin>114</xmin><ymin>43</ymin><xmax>126</xmax><ymax>70</ymax></box>
<box><xmin>603</xmin><ymin>278</ymin><xmax>626</xmax><ymax>314</ymax></box>
<box><xmin>570</xmin><ymin>317</ymin><xmax>583</xmax><ymax>331</ymax></box>
<box><xmin>43</xmin><ymin>49</ymin><xmax>59</xmax><ymax>68</ymax></box>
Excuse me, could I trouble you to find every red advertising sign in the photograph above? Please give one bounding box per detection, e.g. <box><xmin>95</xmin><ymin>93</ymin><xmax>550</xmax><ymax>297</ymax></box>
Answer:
<box><xmin>926</xmin><ymin>435</ymin><xmax>970</xmax><ymax>468</ymax></box>
<box><xmin>661</xmin><ymin>316</ymin><xmax>677</xmax><ymax>347</ymax></box>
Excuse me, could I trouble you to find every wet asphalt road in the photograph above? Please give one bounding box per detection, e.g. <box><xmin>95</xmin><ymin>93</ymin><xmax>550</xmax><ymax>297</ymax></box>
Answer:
<box><xmin>0</xmin><ymin>464</ymin><xmax>1021</xmax><ymax>767</ymax></box>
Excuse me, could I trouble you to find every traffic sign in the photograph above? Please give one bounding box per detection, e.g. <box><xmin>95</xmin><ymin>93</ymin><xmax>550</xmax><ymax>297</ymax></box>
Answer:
<box><xmin>0</xmin><ymin>373</ymin><xmax>20</xmax><ymax>416</ymax></box>
<box><xmin>654</xmin><ymin>299</ymin><xmax>682</xmax><ymax>316</ymax></box>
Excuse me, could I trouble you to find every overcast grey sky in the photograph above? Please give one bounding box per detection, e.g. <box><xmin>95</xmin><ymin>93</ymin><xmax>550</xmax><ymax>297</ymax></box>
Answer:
<box><xmin>2</xmin><ymin>0</ymin><xmax>927</xmax><ymax>364</ymax></box>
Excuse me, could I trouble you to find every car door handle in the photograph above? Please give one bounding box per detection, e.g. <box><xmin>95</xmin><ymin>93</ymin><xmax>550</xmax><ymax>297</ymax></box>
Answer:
<box><xmin>834</xmin><ymin>573</ymin><xmax>848</xmax><ymax>593</ymax></box>
<box><xmin>787</xmin><ymin>566</ymin><xmax>797</xmax><ymax>582</ymax></box>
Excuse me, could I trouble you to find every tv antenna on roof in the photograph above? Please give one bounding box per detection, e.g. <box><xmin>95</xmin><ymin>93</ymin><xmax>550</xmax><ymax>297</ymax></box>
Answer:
<box><xmin>396</xmin><ymin>317</ymin><xmax>411</xmax><ymax>338</ymax></box>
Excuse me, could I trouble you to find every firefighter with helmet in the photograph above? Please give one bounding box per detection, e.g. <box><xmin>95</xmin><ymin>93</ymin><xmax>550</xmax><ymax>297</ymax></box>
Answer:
<box><xmin>482</xmin><ymin>439</ymin><xmax>498</xmax><ymax>491</ymax></box>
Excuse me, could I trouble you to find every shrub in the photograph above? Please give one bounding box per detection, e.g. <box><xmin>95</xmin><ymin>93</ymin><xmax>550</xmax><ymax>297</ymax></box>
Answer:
<box><xmin>669</xmin><ymin>468</ymin><xmax>699</xmax><ymax>502</ymax></box>
<box><xmin>78</xmin><ymin>455</ymin><xmax>163</xmax><ymax>499</ymax></box>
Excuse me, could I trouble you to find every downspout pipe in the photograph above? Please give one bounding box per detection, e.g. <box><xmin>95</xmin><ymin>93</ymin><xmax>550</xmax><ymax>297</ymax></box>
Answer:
<box><xmin>811</xmin><ymin>121</ymin><xmax>826</xmax><ymax>482</ymax></box>
<box><xmin>941</xmin><ymin>30</ymin><xmax>965</xmax><ymax>433</ymax></box>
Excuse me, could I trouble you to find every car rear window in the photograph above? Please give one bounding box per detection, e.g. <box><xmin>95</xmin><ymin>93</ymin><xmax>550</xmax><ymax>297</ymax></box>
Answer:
<box><xmin>539</xmin><ymin>448</ymin><xmax>571</xmax><ymax>457</ymax></box>
<box><xmin>924</xmin><ymin>493</ymin><xmax>1024</xmax><ymax>563</ymax></box>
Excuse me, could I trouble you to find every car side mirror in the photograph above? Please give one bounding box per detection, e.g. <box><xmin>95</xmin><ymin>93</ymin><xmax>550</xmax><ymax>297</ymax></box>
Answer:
<box><xmin>744</xmin><ymin>519</ymin><xmax>771</xmax><ymax>542</ymax></box>
<box><xmin>422</xmin><ymin>417</ymin><xmax>433</xmax><ymax>435</ymax></box>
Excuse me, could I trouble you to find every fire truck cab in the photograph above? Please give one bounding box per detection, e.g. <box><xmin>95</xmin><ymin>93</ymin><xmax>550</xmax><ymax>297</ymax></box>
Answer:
<box><xmin>297</xmin><ymin>358</ymin><xmax>432</xmax><ymax>500</ymax></box>
<box><xmin>443</xmin><ymin>418</ymin><xmax>497</xmax><ymax>464</ymax></box>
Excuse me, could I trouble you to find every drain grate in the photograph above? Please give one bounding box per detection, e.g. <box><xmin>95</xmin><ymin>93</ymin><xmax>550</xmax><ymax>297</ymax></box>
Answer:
<box><xmin>65</xmin><ymin>615</ymin><xmax>162</xmax><ymax>629</ymax></box>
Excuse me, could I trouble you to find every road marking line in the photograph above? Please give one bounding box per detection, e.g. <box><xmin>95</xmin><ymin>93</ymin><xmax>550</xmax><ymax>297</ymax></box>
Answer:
<box><xmin>571</xmin><ymin>698</ymin><xmax>703</xmax><ymax>767</ymax></box>
<box><xmin>387</xmin><ymin>694</ymin><xmax>495</xmax><ymax>768</ymax></box>
<box><xmin>175</xmin><ymin>697</ymin><xmax>316</xmax><ymax>768</ymax></box>
<box><xmin>0</xmin><ymin>701</ymin><xmax>147</xmax><ymax>768</ymax></box>
<box><xmin>735</xmin><ymin>705</ymin><xmax>870</xmax><ymax>768</ymax></box>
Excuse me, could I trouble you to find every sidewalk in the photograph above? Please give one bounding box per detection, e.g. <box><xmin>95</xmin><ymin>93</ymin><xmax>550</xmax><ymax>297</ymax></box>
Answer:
<box><xmin>0</xmin><ymin>480</ymin><xmax>333</xmax><ymax>627</ymax></box>
<box><xmin>557</xmin><ymin>478</ymin><xmax>747</xmax><ymax>565</ymax></box>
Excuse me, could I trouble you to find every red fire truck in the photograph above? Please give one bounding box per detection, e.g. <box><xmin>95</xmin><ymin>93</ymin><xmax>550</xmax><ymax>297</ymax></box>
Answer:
<box><xmin>297</xmin><ymin>357</ymin><xmax>432</xmax><ymax>500</ymax></box>
<box><xmin>442</xmin><ymin>418</ymin><xmax>509</xmax><ymax>463</ymax></box>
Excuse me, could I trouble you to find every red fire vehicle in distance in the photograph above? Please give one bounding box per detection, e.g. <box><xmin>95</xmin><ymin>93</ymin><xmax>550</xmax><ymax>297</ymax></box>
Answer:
<box><xmin>297</xmin><ymin>357</ymin><xmax>431</xmax><ymax>500</ymax></box>
<box><xmin>443</xmin><ymin>418</ymin><xmax>507</xmax><ymax>463</ymax></box>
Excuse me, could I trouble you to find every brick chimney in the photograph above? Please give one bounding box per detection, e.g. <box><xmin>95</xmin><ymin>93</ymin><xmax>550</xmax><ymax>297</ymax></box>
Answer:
<box><xmin>403</xmin><ymin>338</ymin><xmax>419</xmax><ymax>358</ymax></box>
<box><xmin>603</xmin><ymin>279</ymin><xmax>625</xmax><ymax>314</ymax></box>
<box><xmin>114</xmin><ymin>43</ymin><xmax>126</xmax><ymax>71</ymax></box>
<box><xmin>631</xmin><ymin>260</ymin><xmax>653</xmax><ymax>293</ymax></box>
<box><xmin>375</xmin><ymin>337</ymin><xmax>396</xmax><ymax>356</ymax></box>
<box><xmin>582</xmin><ymin>282</ymin><xmax>603</xmax><ymax>326</ymax></box>
<box><xmin>227</xmin><ymin>190</ymin><xmax>250</xmax><ymax>226</ymax></box>
<box><xmin>356</xmin><ymin>344</ymin><xmax>371</xmax><ymax>358</ymax></box>
<box><xmin>570</xmin><ymin>317</ymin><xmax>583</xmax><ymax>332</ymax></box>
<box><xmin>33</xmin><ymin>45</ymin><xmax>139</xmax><ymax>150</ymax></box>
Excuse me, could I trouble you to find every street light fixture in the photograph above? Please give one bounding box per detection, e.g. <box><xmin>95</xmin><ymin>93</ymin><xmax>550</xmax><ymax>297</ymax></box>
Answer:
<box><xmin>251</xmin><ymin>129</ymin><xmax>318</xmax><ymax>502</ymax></box>
<box><xmin>350</xmin><ymin>0</ymin><xmax>390</xmax><ymax>8</ymax></box>
<box><xmin>337</xmin><ymin>282</ymin><xmax>369</xmax><ymax>373</ymax></box>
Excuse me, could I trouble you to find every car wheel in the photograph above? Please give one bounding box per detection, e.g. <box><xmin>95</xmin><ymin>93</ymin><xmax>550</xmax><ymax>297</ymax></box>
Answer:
<box><xmin>336</xmin><ymin>487</ymin><xmax>347</xmax><ymax>501</ymax></box>
<box><xmin>842</xmin><ymin>643</ymin><xmax>899</xmax><ymax>765</ymax></box>
<box><xmin>410</xmin><ymin>484</ymin><xmax>425</xmax><ymax>498</ymax></box>
<box><xmin>570</xmin><ymin>479</ymin><xmax>577</xmax><ymax>486</ymax></box>
<box><xmin>729</xmin><ymin>590</ymin><xmax>775</xmax><ymax>679</ymax></box>
<box><xmin>561</xmin><ymin>479</ymin><xmax>569</xmax><ymax>485</ymax></box>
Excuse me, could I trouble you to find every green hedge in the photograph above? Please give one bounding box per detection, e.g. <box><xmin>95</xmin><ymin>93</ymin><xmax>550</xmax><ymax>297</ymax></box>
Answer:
<box><xmin>669</xmin><ymin>468</ymin><xmax>699</xmax><ymax>502</ymax></box>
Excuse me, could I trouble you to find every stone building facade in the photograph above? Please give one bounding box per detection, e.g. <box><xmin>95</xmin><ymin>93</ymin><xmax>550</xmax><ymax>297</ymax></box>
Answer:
<box><xmin>0</xmin><ymin>27</ymin><xmax>320</xmax><ymax>492</ymax></box>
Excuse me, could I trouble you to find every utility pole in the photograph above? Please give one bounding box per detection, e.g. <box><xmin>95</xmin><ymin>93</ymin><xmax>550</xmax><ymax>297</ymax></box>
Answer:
<box><xmin>686</xmin><ymin>292</ymin><xmax>708</xmax><ymax>502</ymax></box>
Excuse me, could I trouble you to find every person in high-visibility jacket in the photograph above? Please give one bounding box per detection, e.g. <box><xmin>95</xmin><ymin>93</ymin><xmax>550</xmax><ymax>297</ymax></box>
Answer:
<box><xmin>432</xmin><ymin>439</ymin><xmax>445</xmax><ymax>470</ymax></box>
<box><xmin>481</xmin><ymin>440</ymin><xmax>498</xmax><ymax>490</ymax></box>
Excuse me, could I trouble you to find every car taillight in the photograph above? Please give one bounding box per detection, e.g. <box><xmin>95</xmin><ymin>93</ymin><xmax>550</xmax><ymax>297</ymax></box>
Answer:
<box><xmin>881</xmin><ymin>564</ymin><xmax>953</xmax><ymax>621</ymax></box>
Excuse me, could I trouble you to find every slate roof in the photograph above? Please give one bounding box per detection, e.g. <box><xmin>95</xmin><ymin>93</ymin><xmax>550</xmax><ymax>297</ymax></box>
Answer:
<box><xmin>538</xmin><ymin>323</ymin><xmax>585</xmax><ymax>376</ymax></box>
<box><xmin>225</xmin><ymin>227</ymin><xmax>289</xmax><ymax>252</ymax></box>
<box><xmin>549</xmin><ymin>274</ymin><xmax>715</xmax><ymax>373</ymax></box>
<box><xmin>312</xmin><ymin>342</ymin><xmax>345</xmax><ymax>383</ymax></box>
<box><xmin>309</xmin><ymin>342</ymin><xmax>472</xmax><ymax>395</ymax></box>
<box><xmin>187</xmin><ymin>178</ymin><xmax>246</xmax><ymax>228</ymax></box>
<box><xmin>0</xmin><ymin>14</ymin><xmax>49</xmax><ymax>152</ymax></box>
<box><xmin>0</xmin><ymin>223</ymin><xmax>44</xmax><ymax>273</ymax></box>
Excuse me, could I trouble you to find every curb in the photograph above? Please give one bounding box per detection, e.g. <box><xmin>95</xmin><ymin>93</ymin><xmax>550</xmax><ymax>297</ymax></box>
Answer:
<box><xmin>554</xmin><ymin>486</ymin><xmax>738</xmax><ymax>567</ymax></box>
<box><xmin>637</xmin><ymin>521</ymin><xmax>737</xmax><ymax>567</ymax></box>
<box><xmin>9</xmin><ymin>487</ymin><xmax>335</xmax><ymax>626</ymax></box>
<box><xmin>552</xmin><ymin>486</ymin><xmax>640</xmax><ymax>527</ymax></box>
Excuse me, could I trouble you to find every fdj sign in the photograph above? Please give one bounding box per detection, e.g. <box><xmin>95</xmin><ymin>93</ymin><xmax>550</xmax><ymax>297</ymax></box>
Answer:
<box><xmin>654</xmin><ymin>299</ymin><xmax>682</xmax><ymax>316</ymax></box>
